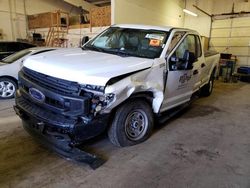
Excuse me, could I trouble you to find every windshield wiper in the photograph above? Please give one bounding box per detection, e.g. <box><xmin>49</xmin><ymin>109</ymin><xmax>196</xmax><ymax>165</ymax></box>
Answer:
<box><xmin>82</xmin><ymin>46</ymin><xmax>147</xmax><ymax>58</ymax></box>
<box><xmin>108</xmin><ymin>48</ymin><xmax>152</xmax><ymax>58</ymax></box>
<box><xmin>115</xmin><ymin>50</ymin><xmax>131</xmax><ymax>57</ymax></box>
<box><xmin>107</xmin><ymin>48</ymin><xmax>133</xmax><ymax>57</ymax></box>
<box><xmin>82</xmin><ymin>45</ymin><xmax>104</xmax><ymax>53</ymax></box>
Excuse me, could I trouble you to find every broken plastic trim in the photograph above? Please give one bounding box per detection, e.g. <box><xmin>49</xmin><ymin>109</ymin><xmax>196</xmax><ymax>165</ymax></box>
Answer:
<box><xmin>14</xmin><ymin>105</ymin><xmax>105</xmax><ymax>170</ymax></box>
<box><xmin>22</xmin><ymin>120</ymin><xmax>105</xmax><ymax>169</ymax></box>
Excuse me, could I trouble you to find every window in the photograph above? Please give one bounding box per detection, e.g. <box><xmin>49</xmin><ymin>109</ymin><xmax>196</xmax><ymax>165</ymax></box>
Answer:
<box><xmin>176</xmin><ymin>35</ymin><xmax>196</xmax><ymax>59</ymax></box>
<box><xmin>0</xmin><ymin>43</ymin><xmax>7</xmax><ymax>51</ymax></box>
<box><xmin>6</xmin><ymin>43</ymin><xmax>20</xmax><ymax>51</ymax></box>
<box><xmin>195</xmin><ymin>36</ymin><xmax>202</xmax><ymax>58</ymax></box>
<box><xmin>1</xmin><ymin>49</ymin><xmax>31</xmax><ymax>64</ymax></box>
<box><xmin>20</xmin><ymin>43</ymin><xmax>35</xmax><ymax>49</ymax></box>
<box><xmin>167</xmin><ymin>31</ymin><xmax>186</xmax><ymax>54</ymax></box>
<box><xmin>169</xmin><ymin>35</ymin><xmax>197</xmax><ymax>71</ymax></box>
<box><xmin>84</xmin><ymin>27</ymin><xmax>169</xmax><ymax>59</ymax></box>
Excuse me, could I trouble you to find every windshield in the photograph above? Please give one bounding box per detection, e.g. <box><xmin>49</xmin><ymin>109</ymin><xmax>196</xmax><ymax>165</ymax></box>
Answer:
<box><xmin>84</xmin><ymin>27</ymin><xmax>169</xmax><ymax>59</ymax></box>
<box><xmin>1</xmin><ymin>49</ymin><xmax>31</xmax><ymax>64</ymax></box>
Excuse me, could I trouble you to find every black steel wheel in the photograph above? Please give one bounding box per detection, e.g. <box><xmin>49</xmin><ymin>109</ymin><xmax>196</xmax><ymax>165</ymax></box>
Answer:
<box><xmin>108</xmin><ymin>99</ymin><xmax>154</xmax><ymax>147</ymax></box>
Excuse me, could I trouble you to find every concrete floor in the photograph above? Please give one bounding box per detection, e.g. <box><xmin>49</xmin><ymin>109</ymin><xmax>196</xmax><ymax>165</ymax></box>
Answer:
<box><xmin>0</xmin><ymin>81</ymin><xmax>250</xmax><ymax>188</ymax></box>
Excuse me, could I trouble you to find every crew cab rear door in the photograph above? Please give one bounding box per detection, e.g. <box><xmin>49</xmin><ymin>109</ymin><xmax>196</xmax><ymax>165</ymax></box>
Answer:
<box><xmin>160</xmin><ymin>33</ymin><xmax>201</xmax><ymax>111</ymax></box>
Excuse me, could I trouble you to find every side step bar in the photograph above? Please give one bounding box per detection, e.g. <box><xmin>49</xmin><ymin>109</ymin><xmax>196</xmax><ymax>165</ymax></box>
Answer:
<box><xmin>158</xmin><ymin>95</ymin><xmax>199</xmax><ymax>124</ymax></box>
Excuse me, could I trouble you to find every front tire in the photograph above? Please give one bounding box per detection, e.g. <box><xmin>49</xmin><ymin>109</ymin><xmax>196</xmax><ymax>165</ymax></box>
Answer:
<box><xmin>108</xmin><ymin>99</ymin><xmax>154</xmax><ymax>147</ymax></box>
<box><xmin>0</xmin><ymin>78</ymin><xmax>17</xmax><ymax>99</ymax></box>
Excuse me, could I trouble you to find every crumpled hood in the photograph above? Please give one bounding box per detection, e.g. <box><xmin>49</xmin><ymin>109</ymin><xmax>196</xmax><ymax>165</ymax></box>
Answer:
<box><xmin>23</xmin><ymin>48</ymin><xmax>153</xmax><ymax>86</ymax></box>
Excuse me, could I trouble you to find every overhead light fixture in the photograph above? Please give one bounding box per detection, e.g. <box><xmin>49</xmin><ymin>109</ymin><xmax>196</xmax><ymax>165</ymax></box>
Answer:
<box><xmin>183</xmin><ymin>9</ymin><xmax>198</xmax><ymax>17</ymax></box>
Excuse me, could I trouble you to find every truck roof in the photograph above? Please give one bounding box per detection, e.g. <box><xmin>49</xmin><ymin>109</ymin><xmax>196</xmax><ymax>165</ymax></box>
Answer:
<box><xmin>113</xmin><ymin>24</ymin><xmax>177</xmax><ymax>32</ymax></box>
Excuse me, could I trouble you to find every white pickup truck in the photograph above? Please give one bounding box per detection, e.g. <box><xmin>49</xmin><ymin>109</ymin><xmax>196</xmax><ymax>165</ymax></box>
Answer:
<box><xmin>14</xmin><ymin>24</ymin><xmax>219</xmax><ymax>167</ymax></box>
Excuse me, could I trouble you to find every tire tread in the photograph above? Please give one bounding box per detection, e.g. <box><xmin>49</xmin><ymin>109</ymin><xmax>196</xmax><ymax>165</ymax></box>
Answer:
<box><xmin>108</xmin><ymin>99</ymin><xmax>153</xmax><ymax>147</ymax></box>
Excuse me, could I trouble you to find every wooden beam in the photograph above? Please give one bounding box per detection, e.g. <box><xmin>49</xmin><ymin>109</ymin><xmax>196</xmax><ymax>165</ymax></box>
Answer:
<box><xmin>91</xmin><ymin>0</ymin><xmax>111</xmax><ymax>5</ymax></box>
<box><xmin>193</xmin><ymin>5</ymin><xmax>212</xmax><ymax>17</ymax></box>
<box><xmin>63</xmin><ymin>0</ymin><xmax>96</xmax><ymax>11</ymax></box>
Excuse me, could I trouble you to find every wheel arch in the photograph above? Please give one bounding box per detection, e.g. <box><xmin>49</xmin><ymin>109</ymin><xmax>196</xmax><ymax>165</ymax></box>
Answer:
<box><xmin>109</xmin><ymin>91</ymin><xmax>155</xmax><ymax>118</ymax></box>
<box><xmin>0</xmin><ymin>76</ymin><xmax>18</xmax><ymax>86</ymax></box>
<box><xmin>107</xmin><ymin>92</ymin><xmax>155</xmax><ymax>147</ymax></box>
<box><xmin>129</xmin><ymin>91</ymin><xmax>154</xmax><ymax>105</ymax></box>
<box><xmin>211</xmin><ymin>65</ymin><xmax>218</xmax><ymax>79</ymax></box>
<box><xmin>212</xmin><ymin>66</ymin><xmax>217</xmax><ymax>75</ymax></box>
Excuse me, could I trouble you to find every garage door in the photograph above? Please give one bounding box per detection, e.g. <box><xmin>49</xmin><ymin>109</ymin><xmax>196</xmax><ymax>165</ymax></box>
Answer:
<box><xmin>210</xmin><ymin>17</ymin><xmax>250</xmax><ymax>68</ymax></box>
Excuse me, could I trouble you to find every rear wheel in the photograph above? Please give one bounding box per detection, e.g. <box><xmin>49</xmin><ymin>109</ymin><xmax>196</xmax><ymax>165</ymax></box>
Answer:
<box><xmin>201</xmin><ymin>72</ymin><xmax>215</xmax><ymax>97</ymax></box>
<box><xmin>108</xmin><ymin>99</ymin><xmax>154</xmax><ymax>147</ymax></box>
<box><xmin>0</xmin><ymin>78</ymin><xmax>17</xmax><ymax>99</ymax></box>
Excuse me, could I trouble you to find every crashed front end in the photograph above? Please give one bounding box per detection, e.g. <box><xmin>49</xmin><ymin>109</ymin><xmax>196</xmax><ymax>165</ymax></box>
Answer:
<box><xmin>14</xmin><ymin>67</ymin><xmax>115</xmax><ymax>168</ymax></box>
<box><xmin>14</xmin><ymin>57</ymin><xmax>165</xmax><ymax>168</ymax></box>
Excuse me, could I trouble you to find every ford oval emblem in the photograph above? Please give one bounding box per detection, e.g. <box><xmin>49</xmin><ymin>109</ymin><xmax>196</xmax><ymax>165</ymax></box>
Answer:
<box><xmin>29</xmin><ymin>88</ymin><xmax>45</xmax><ymax>102</ymax></box>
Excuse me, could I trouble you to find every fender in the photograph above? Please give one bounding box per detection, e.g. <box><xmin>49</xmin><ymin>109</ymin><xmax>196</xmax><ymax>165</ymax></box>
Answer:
<box><xmin>103</xmin><ymin>59</ymin><xmax>165</xmax><ymax>114</ymax></box>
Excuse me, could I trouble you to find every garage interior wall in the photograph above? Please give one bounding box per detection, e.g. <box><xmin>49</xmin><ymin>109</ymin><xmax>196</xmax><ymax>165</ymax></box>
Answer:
<box><xmin>1</xmin><ymin>0</ymin><xmax>250</xmax><ymax>66</ymax></box>
<box><xmin>112</xmin><ymin>0</ymin><xmax>184</xmax><ymax>27</ymax></box>
<box><xmin>183</xmin><ymin>0</ymin><xmax>213</xmax><ymax>37</ymax></box>
<box><xmin>210</xmin><ymin>0</ymin><xmax>250</xmax><ymax>67</ymax></box>
<box><xmin>212</xmin><ymin>0</ymin><xmax>250</xmax><ymax>14</ymax></box>
<box><xmin>0</xmin><ymin>0</ymin><xmax>81</xmax><ymax>41</ymax></box>
<box><xmin>0</xmin><ymin>0</ymin><xmax>26</xmax><ymax>41</ymax></box>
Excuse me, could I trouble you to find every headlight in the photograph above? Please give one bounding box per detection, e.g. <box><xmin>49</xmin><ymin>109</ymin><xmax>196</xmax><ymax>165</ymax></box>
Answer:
<box><xmin>80</xmin><ymin>84</ymin><xmax>115</xmax><ymax>115</ymax></box>
<box><xmin>91</xmin><ymin>93</ymin><xmax>115</xmax><ymax>114</ymax></box>
<box><xmin>103</xmin><ymin>93</ymin><xmax>115</xmax><ymax>104</ymax></box>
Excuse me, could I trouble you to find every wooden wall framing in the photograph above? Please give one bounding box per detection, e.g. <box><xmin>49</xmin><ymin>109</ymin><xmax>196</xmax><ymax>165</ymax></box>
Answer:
<box><xmin>28</xmin><ymin>6</ymin><xmax>111</xmax><ymax>30</ymax></box>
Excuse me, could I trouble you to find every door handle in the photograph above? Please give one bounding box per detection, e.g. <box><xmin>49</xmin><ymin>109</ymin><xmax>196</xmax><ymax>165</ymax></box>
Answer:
<box><xmin>201</xmin><ymin>63</ymin><xmax>206</xmax><ymax>68</ymax></box>
<box><xmin>193</xmin><ymin>69</ymin><xmax>199</xmax><ymax>75</ymax></box>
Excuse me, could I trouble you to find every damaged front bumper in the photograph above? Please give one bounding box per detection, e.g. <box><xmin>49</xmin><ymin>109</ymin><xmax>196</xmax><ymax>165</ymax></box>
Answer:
<box><xmin>14</xmin><ymin>93</ymin><xmax>109</xmax><ymax>169</ymax></box>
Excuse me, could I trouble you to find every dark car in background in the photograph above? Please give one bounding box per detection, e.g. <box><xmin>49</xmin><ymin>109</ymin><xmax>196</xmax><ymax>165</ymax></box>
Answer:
<box><xmin>0</xmin><ymin>41</ymin><xmax>36</xmax><ymax>60</ymax></box>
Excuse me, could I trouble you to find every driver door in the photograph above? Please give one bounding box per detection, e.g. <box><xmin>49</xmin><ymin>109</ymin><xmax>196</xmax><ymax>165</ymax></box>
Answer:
<box><xmin>161</xmin><ymin>34</ymin><xmax>200</xmax><ymax>112</ymax></box>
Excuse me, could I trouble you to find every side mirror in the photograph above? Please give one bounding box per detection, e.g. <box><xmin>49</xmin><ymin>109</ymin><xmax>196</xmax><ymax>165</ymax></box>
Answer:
<box><xmin>81</xmin><ymin>36</ymin><xmax>89</xmax><ymax>46</ymax></box>
<box><xmin>183</xmin><ymin>50</ymin><xmax>196</xmax><ymax>70</ymax></box>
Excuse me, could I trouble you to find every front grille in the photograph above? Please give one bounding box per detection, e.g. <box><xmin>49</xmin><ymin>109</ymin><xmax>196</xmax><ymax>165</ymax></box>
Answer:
<box><xmin>23</xmin><ymin>85</ymin><xmax>65</xmax><ymax>109</ymax></box>
<box><xmin>19</xmin><ymin>67</ymin><xmax>90</xmax><ymax>116</ymax></box>
<box><xmin>16</xmin><ymin>95</ymin><xmax>76</xmax><ymax>127</ymax></box>
<box><xmin>22</xmin><ymin>67</ymin><xmax>80</xmax><ymax>96</ymax></box>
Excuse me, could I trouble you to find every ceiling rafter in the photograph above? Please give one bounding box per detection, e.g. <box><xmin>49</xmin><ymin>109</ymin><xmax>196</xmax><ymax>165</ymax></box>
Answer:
<box><xmin>84</xmin><ymin>0</ymin><xmax>111</xmax><ymax>7</ymax></box>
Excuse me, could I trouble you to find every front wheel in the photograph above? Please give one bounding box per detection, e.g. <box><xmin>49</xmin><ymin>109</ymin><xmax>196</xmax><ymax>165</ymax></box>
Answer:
<box><xmin>108</xmin><ymin>99</ymin><xmax>154</xmax><ymax>147</ymax></box>
<box><xmin>0</xmin><ymin>78</ymin><xmax>17</xmax><ymax>99</ymax></box>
